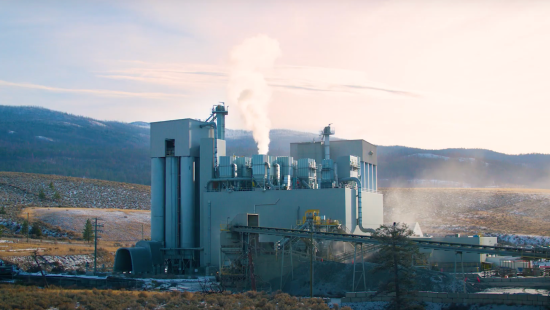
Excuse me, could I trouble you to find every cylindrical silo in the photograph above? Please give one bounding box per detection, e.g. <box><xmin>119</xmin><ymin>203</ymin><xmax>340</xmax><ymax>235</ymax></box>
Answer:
<box><xmin>180</xmin><ymin>156</ymin><xmax>195</xmax><ymax>248</ymax></box>
<box><xmin>151</xmin><ymin>157</ymin><xmax>165</xmax><ymax>243</ymax></box>
<box><xmin>165</xmin><ymin>156</ymin><xmax>179</xmax><ymax>249</ymax></box>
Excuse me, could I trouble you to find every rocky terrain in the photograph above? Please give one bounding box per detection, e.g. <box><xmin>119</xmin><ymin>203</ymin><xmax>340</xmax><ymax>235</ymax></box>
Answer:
<box><xmin>3</xmin><ymin>172</ymin><xmax>550</xmax><ymax>244</ymax></box>
<box><xmin>285</xmin><ymin>261</ymin><xmax>469</xmax><ymax>297</ymax></box>
<box><xmin>382</xmin><ymin>188</ymin><xmax>550</xmax><ymax>238</ymax></box>
<box><xmin>25</xmin><ymin>207</ymin><xmax>151</xmax><ymax>241</ymax></box>
<box><xmin>0</xmin><ymin>172</ymin><xmax>150</xmax><ymax>210</ymax></box>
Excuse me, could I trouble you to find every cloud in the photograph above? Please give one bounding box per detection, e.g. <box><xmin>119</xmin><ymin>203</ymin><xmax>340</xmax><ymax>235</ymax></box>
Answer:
<box><xmin>97</xmin><ymin>61</ymin><xmax>420</xmax><ymax>99</ymax></box>
<box><xmin>0</xmin><ymin>80</ymin><xmax>185</xmax><ymax>99</ymax></box>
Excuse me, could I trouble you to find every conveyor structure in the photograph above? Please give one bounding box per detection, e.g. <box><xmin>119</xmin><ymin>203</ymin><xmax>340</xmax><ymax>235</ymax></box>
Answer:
<box><xmin>230</xmin><ymin>226</ymin><xmax>550</xmax><ymax>259</ymax></box>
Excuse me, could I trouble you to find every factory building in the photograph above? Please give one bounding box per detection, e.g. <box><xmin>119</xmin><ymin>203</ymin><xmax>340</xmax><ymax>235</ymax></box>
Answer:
<box><xmin>114</xmin><ymin>105</ymin><xmax>383</xmax><ymax>275</ymax></box>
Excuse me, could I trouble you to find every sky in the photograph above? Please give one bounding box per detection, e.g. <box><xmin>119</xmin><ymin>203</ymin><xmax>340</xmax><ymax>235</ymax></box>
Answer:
<box><xmin>1</xmin><ymin>0</ymin><xmax>549</xmax><ymax>154</ymax></box>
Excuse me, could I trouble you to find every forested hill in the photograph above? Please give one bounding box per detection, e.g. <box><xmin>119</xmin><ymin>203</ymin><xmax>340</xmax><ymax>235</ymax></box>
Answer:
<box><xmin>1</xmin><ymin>105</ymin><xmax>549</xmax><ymax>188</ymax></box>
<box><xmin>0</xmin><ymin>105</ymin><xmax>150</xmax><ymax>184</ymax></box>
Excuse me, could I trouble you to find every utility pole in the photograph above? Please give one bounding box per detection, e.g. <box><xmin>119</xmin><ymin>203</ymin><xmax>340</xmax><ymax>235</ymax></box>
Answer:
<box><xmin>93</xmin><ymin>218</ymin><xmax>104</xmax><ymax>275</ymax></box>
<box><xmin>310</xmin><ymin>225</ymin><xmax>314</xmax><ymax>298</ymax></box>
<box><xmin>26</xmin><ymin>213</ymin><xmax>29</xmax><ymax>243</ymax></box>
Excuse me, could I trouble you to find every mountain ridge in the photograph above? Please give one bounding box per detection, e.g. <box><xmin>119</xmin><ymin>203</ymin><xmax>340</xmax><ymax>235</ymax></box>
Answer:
<box><xmin>1</xmin><ymin>105</ymin><xmax>549</xmax><ymax>188</ymax></box>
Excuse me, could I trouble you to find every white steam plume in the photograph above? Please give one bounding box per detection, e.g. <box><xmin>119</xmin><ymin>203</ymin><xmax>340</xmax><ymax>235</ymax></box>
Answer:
<box><xmin>227</xmin><ymin>35</ymin><xmax>281</xmax><ymax>154</ymax></box>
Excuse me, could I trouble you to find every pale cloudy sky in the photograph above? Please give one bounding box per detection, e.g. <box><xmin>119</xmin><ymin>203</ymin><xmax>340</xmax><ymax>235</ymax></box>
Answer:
<box><xmin>1</xmin><ymin>0</ymin><xmax>549</xmax><ymax>154</ymax></box>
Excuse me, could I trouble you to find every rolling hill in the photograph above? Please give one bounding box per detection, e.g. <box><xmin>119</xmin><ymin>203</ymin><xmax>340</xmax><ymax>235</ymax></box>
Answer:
<box><xmin>1</xmin><ymin>105</ymin><xmax>549</xmax><ymax>188</ymax></box>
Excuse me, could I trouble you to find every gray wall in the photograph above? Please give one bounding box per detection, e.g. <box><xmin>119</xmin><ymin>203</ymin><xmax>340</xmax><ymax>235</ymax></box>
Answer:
<box><xmin>150</xmin><ymin>119</ymin><xmax>213</xmax><ymax>158</ymax></box>
<box><xmin>200</xmin><ymin>188</ymin><xmax>383</xmax><ymax>267</ymax></box>
<box><xmin>429</xmin><ymin>236</ymin><xmax>498</xmax><ymax>263</ymax></box>
<box><xmin>290</xmin><ymin>140</ymin><xmax>377</xmax><ymax>165</ymax></box>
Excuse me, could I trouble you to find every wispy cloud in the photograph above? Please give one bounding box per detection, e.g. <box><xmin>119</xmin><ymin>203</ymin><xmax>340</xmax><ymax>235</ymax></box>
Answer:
<box><xmin>0</xmin><ymin>80</ymin><xmax>186</xmax><ymax>99</ymax></box>
<box><xmin>97</xmin><ymin>62</ymin><xmax>421</xmax><ymax>99</ymax></box>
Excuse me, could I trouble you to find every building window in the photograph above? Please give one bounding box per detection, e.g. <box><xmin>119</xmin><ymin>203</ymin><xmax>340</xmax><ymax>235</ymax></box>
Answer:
<box><xmin>165</xmin><ymin>139</ymin><xmax>175</xmax><ymax>156</ymax></box>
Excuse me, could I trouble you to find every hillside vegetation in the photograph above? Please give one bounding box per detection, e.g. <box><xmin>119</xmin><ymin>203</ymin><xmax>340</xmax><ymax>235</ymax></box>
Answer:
<box><xmin>0</xmin><ymin>172</ymin><xmax>149</xmax><ymax>210</ymax></box>
<box><xmin>1</xmin><ymin>105</ymin><xmax>549</xmax><ymax>187</ymax></box>
<box><xmin>2</xmin><ymin>172</ymin><xmax>550</xmax><ymax>240</ymax></box>
<box><xmin>382</xmin><ymin>187</ymin><xmax>550</xmax><ymax>237</ymax></box>
<box><xmin>0</xmin><ymin>287</ymin><xmax>337</xmax><ymax>310</ymax></box>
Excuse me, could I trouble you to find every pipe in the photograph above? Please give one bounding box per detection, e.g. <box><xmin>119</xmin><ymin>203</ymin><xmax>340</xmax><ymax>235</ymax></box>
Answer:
<box><xmin>265</xmin><ymin>162</ymin><xmax>275</xmax><ymax>189</ymax></box>
<box><xmin>254</xmin><ymin>198</ymin><xmax>280</xmax><ymax>213</ymax></box>
<box><xmin>340</xmin><ymin>177</ymin><xmax>375</xmax><ymax>233</ymax></box>
<box><xmin>200</xmin><ymin>122</ymin><xmax>218</xmax><ymax>177</ymax></box>
<box><xmin>273</xmin><ymin>163</ymin><xmax>281</xmax><ymax>188</ymax></box>
<box><xmin>298</xmin><ymin>177</ymin><xmax>311</xmax><ymax>189</ymax></box>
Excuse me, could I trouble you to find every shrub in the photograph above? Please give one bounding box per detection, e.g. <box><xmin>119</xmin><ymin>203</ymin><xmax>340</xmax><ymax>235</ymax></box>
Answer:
<box><xmin>30</xmin><ymin>222</ymin><xmax>42</xmax><ymax>238</ymax></box>
<box><xmin>38</xmin><ymin>188</ymin><xmax>46</xmax><ymax>200</ymax></box>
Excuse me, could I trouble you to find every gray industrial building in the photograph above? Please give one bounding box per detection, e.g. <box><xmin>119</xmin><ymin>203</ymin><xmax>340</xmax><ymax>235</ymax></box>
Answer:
<box><xmin>114</xmin><ymin>105</ymin><xmax>383</xmax><ymax>275</ymax></box>
<box><xmin>113</xmin><ymin>105</ymin><xmax>500</xmax><ymax>277</ymax></box>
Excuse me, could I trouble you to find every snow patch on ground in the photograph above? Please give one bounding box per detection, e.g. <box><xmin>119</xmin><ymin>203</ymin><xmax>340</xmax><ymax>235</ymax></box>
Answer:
<box><xmin>30</xmin><ymin>208</ymin><xmax>150</xmax><ymax>241</ymax></box>
<box><xmin>408</xmin><ymin>153</ymin><xmax>450</xmax><ymax>160</ymax></box>
<box><xmin>7</xmin><ymin>254</ymin><xmax>94</xmax><ymax>271</ymax></box>
<box><xmin>406</xmin><ymin>153</ymin><xmax>477</xmax><ymax>163</ymax></box>
<box><xmin>407</xmin><ymin>179</ymin><xmax>471</xmax><ymax>188</ymax></box>
<box><xmin>35</xmin><ymin>136</ymin><xmax>54</xmax><ymax>142</ymax></box>
<box><xmin>89</xmin><ymin>120</ymin><xmax>106</xmax><ymax>127</ymax></box>
<box><xmin>489</xmin><ymin>233</ymin><xmax>550</xmax><ymax>246</ymax></box>
<box><xmin>140</xmin><ymin>276</ymin><xmax>218</xmax><ymax>292</ymax></box>
<box><xmin>62</xmin><ymin>122</ymin><xmax>82</xmax><ymax>128</ymax></box>
<box><xmin>480</xmin><ymin>288</ymin><xmax>550</xmax><ymax>295</ymax></box>
<box><xmin>344</xmin><ymin>302</ymin><xmax>541</xmax><ymax>310</ymax></box>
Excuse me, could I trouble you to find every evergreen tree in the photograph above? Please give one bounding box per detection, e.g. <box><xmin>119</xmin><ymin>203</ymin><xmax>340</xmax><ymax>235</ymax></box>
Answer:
<box><xmin>49</xmin><ymin>181</ymin><xmax>54</xmax><ymax>189</ymax></box>
<box><xmin>372</xmin><ymin>222</ymin><xmax>423</xmax><ymax>310</ymax></box>
<box><xmin>30</xmin><ymin>222</ymin><xmax>42</xmax><ymax>238</ymax></box>
<box><xmin>21</xmin><ymin>220</ymin><xmax>29</xmax><ymax>236</ymax></box>
<box><xmin>0</xmin><ymin>226</ymin><xmax>4</xmax><ymax>238</ymax></box>
<box><xmin>83</xmin><ymin>219</ymin><xmax>94</xmax><ymax>243</ymax></box>
<box><xmin>53</xmin><ymin>191</ymin><xmax>61</xmax><ymax>201</ymax></box>
<box><xmin>38</xmin><ymin>188</ymin><xmax>46</xmax><ymax>200</ymax></box>
<box><xmin>0</xmin><ymin>206</ymin><xmax>6</xmax><ymax>215</ymax></box>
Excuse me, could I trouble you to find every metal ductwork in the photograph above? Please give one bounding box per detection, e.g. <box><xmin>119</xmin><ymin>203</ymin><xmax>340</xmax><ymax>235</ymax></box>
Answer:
<box><xmin>340</xmin><ymin>177</ymin><xmax>375</xmax><ymax>234</ymax></box>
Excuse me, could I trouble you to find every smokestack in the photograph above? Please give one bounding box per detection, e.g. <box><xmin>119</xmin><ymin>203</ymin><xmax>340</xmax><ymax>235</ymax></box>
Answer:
<box><xmin>322</xmin><ymin>124</ymin><xmax>335</xmax><ymax>160</ymax></box>
<box><xmin>213</xmin><ymin>104</ymin><xmax>228</xmax><ymax>140</ymax></box>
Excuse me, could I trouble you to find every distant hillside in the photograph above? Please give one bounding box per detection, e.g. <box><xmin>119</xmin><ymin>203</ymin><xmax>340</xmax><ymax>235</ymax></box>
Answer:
<box><xmin>0</xmin><ymin>105</ymin><xmax>150</xmax><ymax>184</ymax></box>
<box><xmin>1</xmin><ymin>105</ymin><xmax>549</xmax><ymax>188</ymax></box>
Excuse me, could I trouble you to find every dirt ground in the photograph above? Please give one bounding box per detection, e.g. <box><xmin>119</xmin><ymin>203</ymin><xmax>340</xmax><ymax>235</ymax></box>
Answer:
<box><xmin>23</xmin><ymin>207</ymin><xmax>150</xmax><ymax>242</ymax></box>
<box><xmin>284</xmin><ymin>261</ymin><xmax>469</xmax><ymax>297</ymax></box>
<box><xmin>381</xmin><ymin>188</ymin><xmax>550</xmax><ymax>236</ymax></box>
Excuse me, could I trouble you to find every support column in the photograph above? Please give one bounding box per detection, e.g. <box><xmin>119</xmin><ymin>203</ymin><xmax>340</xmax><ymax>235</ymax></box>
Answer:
<box><xmin>280</xmin><ymin>242</ymin><xmax>285</xmax><ymax>290</ymax></box>
<box><xmin>180</xmin><ymin>157</ymin><xmax>195</xmax><ymax>248</ymax></box>
<box><xmin>151</xmin><ymin>158</ymin><xmax>165</xmax><ymax>243</ymax></box>
<box><xmin>165</xmin><ymin>156</ymin><xmax>179</xmax><ymax>249</ymax></box>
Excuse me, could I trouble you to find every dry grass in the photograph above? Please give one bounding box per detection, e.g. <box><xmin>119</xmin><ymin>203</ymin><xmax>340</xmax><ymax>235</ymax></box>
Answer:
<box><xmin>0</xmin><ymin>285</ymin><xmax>342</xmax><ymax>310</ymax></box>
<box><xmin>382</xmin><ymin>187</ymin><xmax>550</xmax><ymax>236</ymax></box>
<box><xmin>0</xmin><ymin>239</ymin><xmax>122</xmax><ymax>257</ymax></box>
<box><xmin>20</xmin><ymin>207</ymin><xmax>151</xmax><ymax>242</ymax></box>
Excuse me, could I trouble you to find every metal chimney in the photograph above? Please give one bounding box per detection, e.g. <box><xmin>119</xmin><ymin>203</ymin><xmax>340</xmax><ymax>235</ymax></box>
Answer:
<box><xmin>322</xmin><ymin>124</ymin><xmax>335</xmax><ymax>160</ymax></box>
<box><xmin>213</xmin><ymin>104</ymin><xmax>228</xmax><ymax>140</ymax></box>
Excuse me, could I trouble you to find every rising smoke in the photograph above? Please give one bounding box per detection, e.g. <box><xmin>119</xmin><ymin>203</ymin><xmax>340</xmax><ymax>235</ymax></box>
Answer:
<box><xmin>227</xmin><ymin>35</ymin><xmax>281</xmax><ymax>154</ymax></box>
